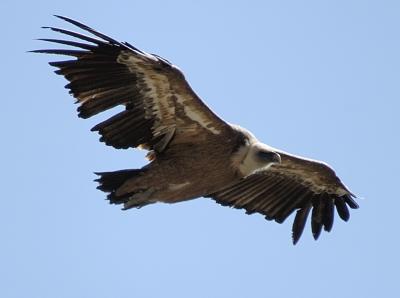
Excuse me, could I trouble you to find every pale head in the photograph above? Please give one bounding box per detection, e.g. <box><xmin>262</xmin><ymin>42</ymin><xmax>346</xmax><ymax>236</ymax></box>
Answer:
<box><xmin>231</xmin><ymin>125</ymin><xmax>281</xmax><ymax>177</ymax></box>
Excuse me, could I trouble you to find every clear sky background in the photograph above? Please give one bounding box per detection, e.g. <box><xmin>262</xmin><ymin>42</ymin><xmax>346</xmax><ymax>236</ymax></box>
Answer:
<box><xmin>1</xmin><ymin>1</ymin><xmax>399</xmax><ymax>297</ymax></box>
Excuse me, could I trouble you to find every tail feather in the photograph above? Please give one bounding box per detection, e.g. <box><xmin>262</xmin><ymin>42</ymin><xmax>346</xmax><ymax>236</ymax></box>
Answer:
<box><xmin>94</xmin><ymin>169</ymin><xmax>145</xmax><ymax>206</ymax></box>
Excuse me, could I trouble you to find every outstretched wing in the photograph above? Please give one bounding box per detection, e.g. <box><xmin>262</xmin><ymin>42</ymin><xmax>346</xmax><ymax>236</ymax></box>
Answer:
<box><xmin>208</xmin><ymin>150</ymin><xmax>358</xmax><ymax>244</ymax></box>
<box><xmin>33</xmin><ymin>16</ymin><xmax>229</xmax><ymax>155</ymax></box>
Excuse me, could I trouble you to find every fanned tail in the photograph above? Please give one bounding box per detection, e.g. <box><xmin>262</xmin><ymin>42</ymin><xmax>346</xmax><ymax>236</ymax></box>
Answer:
<box><xmin>95</xmin><ymin>169</ymin><xmax>147</xmax><ymax>207</ymax></box>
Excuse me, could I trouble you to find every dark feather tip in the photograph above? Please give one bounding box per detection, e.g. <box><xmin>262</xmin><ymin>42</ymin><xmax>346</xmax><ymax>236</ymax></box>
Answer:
<box><xmin>322</xmin><ymin>198</ymin><xmax>334</xmax><ymax>232</ymax></box>
<box><xmin>292</xmin><ymin>206</ymin><xmax>311</xmax><ymax>245</ymax></box>
<box><xmin>311</xmin><ymin>220</ymin><xmax>323</xmax><ymax>240</ymax></box>
<box><xmin>334</xmin><ymin>198</ymin><xmax>350</xmax><ymax>221</ymax></box>
<box><xmin>344</xmin><ymin>194</ymin><xmax>359</xmax><ymax>209</ymax></box>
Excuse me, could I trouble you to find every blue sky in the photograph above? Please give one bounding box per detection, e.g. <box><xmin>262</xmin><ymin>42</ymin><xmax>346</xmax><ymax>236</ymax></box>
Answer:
<box><xmin>2</xmin><ymin>1</ymin><xmax>399</xmax><ymax>297</ymax></box>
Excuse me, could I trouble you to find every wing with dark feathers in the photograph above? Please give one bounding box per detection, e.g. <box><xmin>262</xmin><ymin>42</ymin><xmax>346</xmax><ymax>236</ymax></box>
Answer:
<box><xmin>33</xmin><ymin>15</ymin><xmax>229</xmax><ymax>154</ymax></box>
<box><xmin>208</xmin><ymin>150</ymin><xmax>358</xmax><ymax>244</ymax></box>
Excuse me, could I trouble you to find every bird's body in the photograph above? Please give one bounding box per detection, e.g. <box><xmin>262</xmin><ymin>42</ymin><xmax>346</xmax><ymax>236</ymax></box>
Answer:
<box><xmin>34</xmin><ymin>16</ymin><xmax>359</xmax><ymax>243</ymax></box>
<box><xmin>112</xmin><ymin>131</ymin><xmax>244</xmax><ymax>206</ymax></box>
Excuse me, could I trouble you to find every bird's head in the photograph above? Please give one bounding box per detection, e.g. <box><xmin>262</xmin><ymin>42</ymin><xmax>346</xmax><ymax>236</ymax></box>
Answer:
<box><xmin>231</xmin><ymin>130</ymin><xmax>281</xmax><ymax>177</ymax></box>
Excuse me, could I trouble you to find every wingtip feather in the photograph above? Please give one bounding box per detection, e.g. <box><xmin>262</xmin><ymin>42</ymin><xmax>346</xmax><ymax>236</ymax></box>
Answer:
<box><xmin>344</xmin><ymin>194</ymin><xmax>359</xmax><ymax>209</ymax></box>
<box><xmin>292</xmin><ymin>206</ymin><xmax>311</xmax><ymax>245</ymax></box>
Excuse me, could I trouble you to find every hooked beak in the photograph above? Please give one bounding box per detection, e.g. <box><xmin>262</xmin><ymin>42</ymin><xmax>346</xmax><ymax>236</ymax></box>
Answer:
<box><xmin>257</xmin><ymin>150</ymin><xmax>282</xmax><ymax>164</ymax></box>
<box><xmin>271</xmin><ymin>152</ymin><xmax>282</xmax><ymax>164</ymax></box>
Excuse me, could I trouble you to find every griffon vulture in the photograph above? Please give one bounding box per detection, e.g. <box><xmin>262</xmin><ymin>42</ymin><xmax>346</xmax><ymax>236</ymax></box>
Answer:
<box><xmin>33</xmin><ymin>16</ymin><xmax>359</xmax><ymax>244</ymax></box>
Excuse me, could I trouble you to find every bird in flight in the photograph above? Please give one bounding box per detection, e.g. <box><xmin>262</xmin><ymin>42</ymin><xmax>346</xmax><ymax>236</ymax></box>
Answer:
<box><xmin>34</xmin><ymin>16</ymin><xmax>358</xmax><ymax>244</ymax></box>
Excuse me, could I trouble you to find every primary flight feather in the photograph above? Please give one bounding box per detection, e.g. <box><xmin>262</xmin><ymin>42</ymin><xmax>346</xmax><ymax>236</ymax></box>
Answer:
<box><xmin>34</xmin><ymin>16</ymin><xmax>358</xmax><ymax>244</ymax></box>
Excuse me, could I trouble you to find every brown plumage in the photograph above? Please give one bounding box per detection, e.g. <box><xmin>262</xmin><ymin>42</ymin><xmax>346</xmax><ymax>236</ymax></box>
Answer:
<box><xmin>34</xmin><ymin>16</ymin><xmax>358</xmax><ymax>244</ymax></box>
